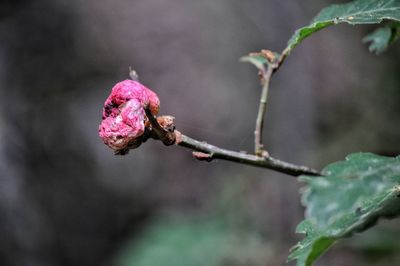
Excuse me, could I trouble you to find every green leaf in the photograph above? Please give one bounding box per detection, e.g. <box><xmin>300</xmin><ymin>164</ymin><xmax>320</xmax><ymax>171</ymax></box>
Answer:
<box><xmin>288</xmin><ymin>153</ymin><xmax>400</xmax><ymax>266</ymax></box>
<box><xmin>363</xmin><ymin>22</ymin><xmax>400</xmax><ymax>54</ymax></box>
<box><xmin>285</xmin><ymin>0</ymin><xmax>400</xmax><ymax>55</ymax></box>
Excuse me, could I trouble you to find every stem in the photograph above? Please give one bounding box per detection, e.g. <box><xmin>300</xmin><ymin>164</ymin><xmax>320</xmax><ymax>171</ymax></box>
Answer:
<box><xmin>254</xmin><ymin>65</ymin><xmax>274</xmax><ymax>155</ymax></box>
<box><xmin>175</xmin><ymin>131</ymin><xmax>320</xmax><ymax>177</ymax></box>
<box><xmin>144</xmin><ymin>111</ymin><xmax>320</xmax><ymax>176</ymax></box>
<box><xmin>253</xmin><ymin>49</ymin><xmax>289</xmax><ymax>155</ymax></box>
<box><xmin>144</xmin><ymin>107</ymin><xmax>175</xmax><ymax>145</ymax></box>
<box><xmin>275</xmin><ymin>51</ymin><xmax>288</xmax><ymax>72</ymax></box>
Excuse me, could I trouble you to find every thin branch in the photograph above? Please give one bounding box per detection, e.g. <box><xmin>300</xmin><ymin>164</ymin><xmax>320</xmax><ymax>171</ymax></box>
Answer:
<box><xmin>144</xmin><ymin>110</ymin><xmax>320</xmax><ymax>176</ymax></box>
<box><xmin>254</xmin><ymin>64</ymin><xmax>274</xmax><ymax>155</ymax></box>
<box><xmin>144</xmin><ymin>107</ymin><xmax>175</xmax><ymax>146</ymax></box>
<box><xmin>175</xmin><ymin>131</ymin><xmax>320</xmax><ymax>177</ymax></box>
<box><xmin>250</xmin><ymin>49</ymin><xmax>285</xmax><ymax>156</ymax></box>
<box><xmin>251</xmin><ymin>47</ymin><xmax>297</xmax><ymax>155</ymax></box>
<box><xmin>275</xmin><ymin>48</ymin><xmax>290</xmax><ymax>72</ymax></box>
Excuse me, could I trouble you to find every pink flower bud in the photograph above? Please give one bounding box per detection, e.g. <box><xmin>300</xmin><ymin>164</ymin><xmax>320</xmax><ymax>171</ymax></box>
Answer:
<box><xmin>146</xmin><ymin>88</ymin><xmax>160</xmax><ymax>115</ymax></box>
<box><xmin>99</xmin><ymin>79</ymin><xmax>160</xmax><ymax>152</ymax></box>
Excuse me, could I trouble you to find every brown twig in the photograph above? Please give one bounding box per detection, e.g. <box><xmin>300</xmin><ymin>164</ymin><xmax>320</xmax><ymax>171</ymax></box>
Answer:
<box><xmin>175</xmin><ymin>131</ymin><xmax>320</xmax><ymax>177</ymax></box>
<box><xmin>144</xmin><ymin>109</ymin><xmax>320</xmax><ymax>176</ymax></box>
<box><xmin>144</xmin><ymin>107</ymin><xmax>175</xmax><ymax>145</ymax></box>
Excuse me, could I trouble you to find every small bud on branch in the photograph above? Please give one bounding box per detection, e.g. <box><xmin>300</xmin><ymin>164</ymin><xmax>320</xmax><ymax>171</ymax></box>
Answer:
<box><xmin>98</xmin><ymin>79</ymin><xmax>160</xmax><ymax>152</ymax></box>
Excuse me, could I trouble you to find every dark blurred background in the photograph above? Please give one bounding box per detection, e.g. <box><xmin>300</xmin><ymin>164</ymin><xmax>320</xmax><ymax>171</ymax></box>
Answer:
<box><xmin>1</xmin><ymin>0</ymin><xmax>399</xmax><ymax>265</ymax></box>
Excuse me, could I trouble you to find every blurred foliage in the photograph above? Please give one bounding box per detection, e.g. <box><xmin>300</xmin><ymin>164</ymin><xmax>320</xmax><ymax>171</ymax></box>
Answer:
<box><xmin>363</xmin><ymin>22</ymin><xmax>400</xmax><ymax>54</ymax></box>
<box><xmin>349</xmin><ymin>225</ymin><xmax>400</xmax><ymax>259</ymax></box>
<box><xmin>114</xmin><ymin>216</ymin><xmax>271</xmax><ymax>266</ymax></box>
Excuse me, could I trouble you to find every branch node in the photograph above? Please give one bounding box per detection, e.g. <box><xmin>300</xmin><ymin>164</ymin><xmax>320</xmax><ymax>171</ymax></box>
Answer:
<box><xmin>144</xmin><ymin>107</ymin><xmax>176</xmax><ymax>146</ymax></box>
<box><xmin>192</xmin><ymin>151</ymin><xmax>213</xmax><ymax>162</ymax></box>
<box><xmin>261</xmin><ymin>150</ymin><xmax>270</xmax><ymax>158</ymax></box>
<box><xmin>174</xmin><ymin>130</ymin><xmax>183</xmax><ymax>145</ymax></box>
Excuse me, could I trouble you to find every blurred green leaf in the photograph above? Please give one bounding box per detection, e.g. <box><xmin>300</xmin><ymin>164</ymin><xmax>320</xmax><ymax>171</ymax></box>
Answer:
<box><xmin>285</xmin><ymin>0</ymin><xmax>400</xmax><ymax>55</ymax></box>
<box><xmin>288</xmin><ymin>153</ymin><xmax>400</xmax><ymax>266</ymax></box>
<box><xmin>240</xmin><ymin>54</ymin><xmax>270</xmax><ymax>71</ymax></box>
<box><xmin>363</xmin><ymin>22</ymin><xmax>400</xmax><ymax>54</ymax></box>
<box><xmin>363</xmin><ymin>26</ymin><xmax>393</xmax><ymax>54</ymax></box>
<box><xmin>114</xmin><ymin>217</ymin><xmax>271</xmax><ymax>266</ymax></box>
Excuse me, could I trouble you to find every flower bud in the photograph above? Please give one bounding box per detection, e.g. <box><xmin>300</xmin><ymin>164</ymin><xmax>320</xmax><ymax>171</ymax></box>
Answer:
<box><xmin>99</xmin><ymin>79</ymin><xmax>160</xmax><ymax>152</ymax></box>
